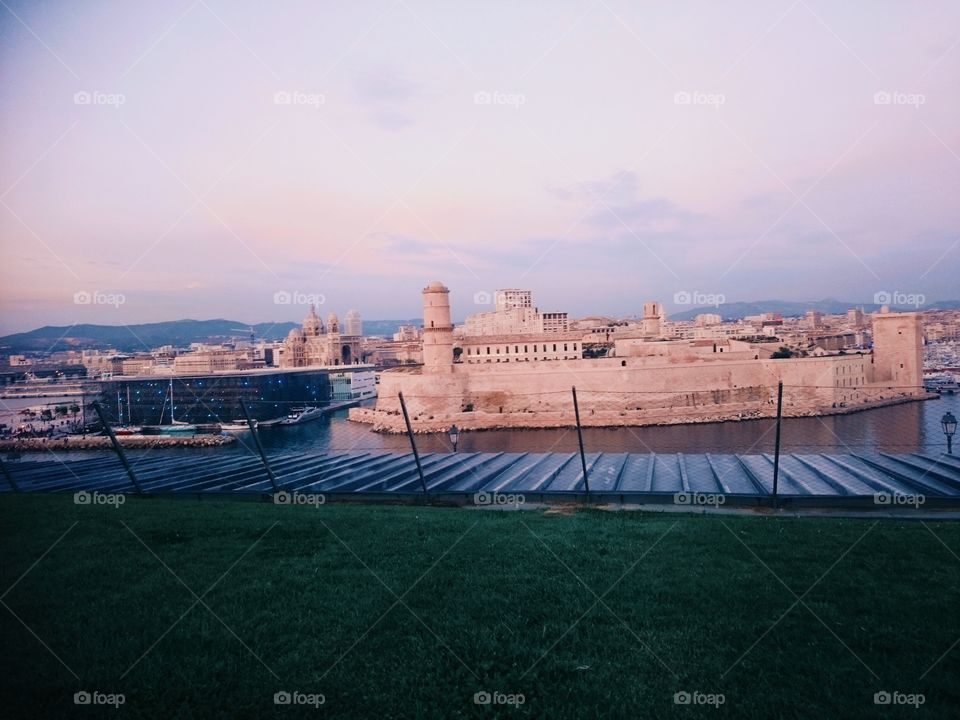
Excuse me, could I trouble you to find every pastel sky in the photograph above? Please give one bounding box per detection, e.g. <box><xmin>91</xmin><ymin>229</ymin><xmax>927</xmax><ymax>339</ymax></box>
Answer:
<box><xmin>0</xmin><ymin>0</ymin><xmax>958</xmax><ymax>334</ymax></box>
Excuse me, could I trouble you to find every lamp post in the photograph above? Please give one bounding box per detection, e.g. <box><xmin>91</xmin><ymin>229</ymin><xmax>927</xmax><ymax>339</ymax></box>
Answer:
<box><xmin>942</xmin><ymin>412</ymin><xmax>957</xmax><ymax>455</ymax></box>
<box><xmin>449</xmin><ymin>424</ymin><xmax>460</xmax><ymax>452</ymax></box>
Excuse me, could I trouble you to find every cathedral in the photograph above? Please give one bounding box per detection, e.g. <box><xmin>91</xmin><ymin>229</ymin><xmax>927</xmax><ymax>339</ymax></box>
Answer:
<box><xmin>279</xmin><ymin>305</ymin><xmax>363</xmax><ymax>367</ymax></box>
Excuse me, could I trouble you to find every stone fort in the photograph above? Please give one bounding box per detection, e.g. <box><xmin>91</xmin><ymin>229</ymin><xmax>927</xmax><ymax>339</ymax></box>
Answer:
<box><xmin>350</xmin><ymin>281</ymin><xmax>925</xmax><ymax>432</ymax></box>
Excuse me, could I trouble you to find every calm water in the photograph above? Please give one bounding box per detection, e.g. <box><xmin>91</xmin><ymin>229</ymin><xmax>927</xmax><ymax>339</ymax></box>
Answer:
<box><xmin>69</xmin><ymin>392</ymin><xmax>955</xmax><ymax>464</ymax></box>
<box><xmin>7</xmin><ymin>394</ymin><xmax>957</xmax><ymax>464</ymax></box>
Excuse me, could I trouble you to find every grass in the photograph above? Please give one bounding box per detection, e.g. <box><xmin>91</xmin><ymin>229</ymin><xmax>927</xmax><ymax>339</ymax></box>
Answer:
<box><xmin>0</xmin><ymin>496</ymin><xmax>958</xmax><ymax>718</ymax></box>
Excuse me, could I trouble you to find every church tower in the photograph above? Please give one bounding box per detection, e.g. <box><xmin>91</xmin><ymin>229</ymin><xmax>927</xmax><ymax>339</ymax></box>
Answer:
<box><xmin>422</xmin><ymin>281</ymin><xmax>453</xmax><ymax>369</ymax></box>
<box><xmin>303</xmin><ymin>305</ymin><xmax>322</xmax><ymax>337</ymax></box>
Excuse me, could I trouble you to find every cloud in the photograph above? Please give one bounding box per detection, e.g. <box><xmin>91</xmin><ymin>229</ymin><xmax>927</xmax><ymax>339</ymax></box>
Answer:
<box><xmin>351</xmin><ymin>67</ymin><xmax>425</xmax><ymax>130</ymax></box>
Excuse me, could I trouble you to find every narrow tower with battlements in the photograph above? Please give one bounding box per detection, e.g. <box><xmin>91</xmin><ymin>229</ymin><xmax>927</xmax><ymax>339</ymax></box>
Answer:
<box><xmin>422</xmin><ymin>281</ymin><xmax>454</xmax><ymax>370</ymax></box>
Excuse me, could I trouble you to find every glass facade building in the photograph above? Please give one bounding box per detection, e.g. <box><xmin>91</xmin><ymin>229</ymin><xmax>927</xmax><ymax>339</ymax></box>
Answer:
<box><xmin>95</xmin><ymin>368</ymin><xmax>335</xmax><ymax>425</ymax></box>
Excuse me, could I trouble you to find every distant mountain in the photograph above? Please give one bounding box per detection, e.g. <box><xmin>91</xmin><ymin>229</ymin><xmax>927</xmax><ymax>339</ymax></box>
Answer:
<box><xmin>668</xmin><ymin>299</ymin><xmax>960</xmax><ymax>322</ymax></box>
<box><xmin>0</xmin><ymin>318</ymin><xmax>424</xmax><ymax>353</ymax></box>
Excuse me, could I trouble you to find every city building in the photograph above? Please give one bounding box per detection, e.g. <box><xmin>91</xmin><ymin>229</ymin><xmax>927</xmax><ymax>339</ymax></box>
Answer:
<box><xmin>351</xmin><ymin>281</ymin><xmax>927</xmax><ymax>432</ymax></box>
<box><xmin>344</xmin><ymin>309</ymin><xmax>363</xmax><ymax>336</ymax></box>
<box><xmin>278</xmin><ymin>305</ymin><xmax>363</xmax><ymax>368</ymax></box>
<box><xmin>463</xmin><ymin>288</ymin><xmax>568</xmax><ymax>335</ymax></box>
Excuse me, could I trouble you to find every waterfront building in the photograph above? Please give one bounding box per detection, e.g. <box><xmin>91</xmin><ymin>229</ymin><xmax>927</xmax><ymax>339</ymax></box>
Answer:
<box><xmin>351</xmin><ymin>282</ymin><xmax>927</xmax><ymax>432</ymax></box>
<box><xmin>95</xmin><ymin>365</ymin><xmax>373</xmax><ymax>425</ymax></box>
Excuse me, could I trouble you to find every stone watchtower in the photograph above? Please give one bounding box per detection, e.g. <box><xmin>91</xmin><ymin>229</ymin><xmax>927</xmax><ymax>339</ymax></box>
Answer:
<box><xmin>422</xmin><ymin>281</ymin><xmax>454</xmax><ymax>370</ymax></box>
<box><xmin>871</xmin><ymin>311</ymin><xmax>923</xmax><ymax>392</ymax></box>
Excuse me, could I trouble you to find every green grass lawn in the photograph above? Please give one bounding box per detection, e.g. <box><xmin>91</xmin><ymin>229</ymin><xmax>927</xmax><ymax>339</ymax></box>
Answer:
<box><xmin>1</xmin><ymin>496</ymin><xmax>958</xmax><ymax>718</ymax></box>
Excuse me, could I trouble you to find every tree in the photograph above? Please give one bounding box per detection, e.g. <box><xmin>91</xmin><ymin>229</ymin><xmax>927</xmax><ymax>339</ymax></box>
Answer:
<box><xmin>770</xmin><ymin>346</ymin><xmax>794</xmax><ymax>359</ymax></box>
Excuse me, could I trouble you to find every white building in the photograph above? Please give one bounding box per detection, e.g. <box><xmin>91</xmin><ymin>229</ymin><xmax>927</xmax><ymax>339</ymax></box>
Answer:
<box><xmin>344</xmin><ymin>310</ymin><xmax>363</xmax><ymax>336</ymax></box>
<box><xmin>329</xmin><ymin>369</ymin><xmax>377</xmax><ymax>400</ymax></box>
<box><xmin>464</xmin><ymin>288</ymin><xmax>568</xmax><ymax>336</ymax></box>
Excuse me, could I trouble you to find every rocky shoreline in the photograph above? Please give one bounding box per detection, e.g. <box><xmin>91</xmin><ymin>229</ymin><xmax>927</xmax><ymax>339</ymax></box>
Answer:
<box><xmin>349</xmin><ymin>394</ymin><xmax>935</xmax><ymax>434</ymax></box>
<box><xmin>0</xmin><ymin>435</ymin><xmax>236</xmax><ymax>451</ymax></box>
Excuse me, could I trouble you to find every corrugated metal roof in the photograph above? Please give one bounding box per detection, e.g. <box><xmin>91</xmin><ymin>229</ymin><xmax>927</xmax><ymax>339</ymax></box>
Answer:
<box><xmin>3</xmin><ymin>451</ymin><xmax>960</xmax><ymax>506</ymax></box>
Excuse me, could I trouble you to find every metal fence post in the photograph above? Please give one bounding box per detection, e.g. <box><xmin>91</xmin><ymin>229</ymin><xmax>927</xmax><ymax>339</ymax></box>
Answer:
<box><xmin>572</xmin><ymin>387</ymin><xmax>590</xmax><ymax>497</ymax></box>
<box><xmin>398</xmin><ymin>392</ymin><xmax>428</xmax><ymax>496</ymax></box>
<box><xmin>239</xmin><ymin>400</ymin><xmax>281</xmax><ymax>493</ymax></box>
<box><xmin>772</xmin><ymin>381</ymin><xmax>783</xmax><ymax>509</ymax></box>
<box><xmin>92</xmin><ymin>401</ymin><xmax>143</xmax><ymax>494</ymax></box>
<box><xmin>0</xmin><ymin>457</ymin><xmax>19</xmax><ymax>492</ymax></box>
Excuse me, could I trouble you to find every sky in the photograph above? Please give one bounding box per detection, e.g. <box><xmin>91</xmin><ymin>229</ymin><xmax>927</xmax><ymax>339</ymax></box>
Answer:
<box><xmin>0</xmin><ymin>0</ymin><xmax>957</xmax><ymax>335</ymax></box>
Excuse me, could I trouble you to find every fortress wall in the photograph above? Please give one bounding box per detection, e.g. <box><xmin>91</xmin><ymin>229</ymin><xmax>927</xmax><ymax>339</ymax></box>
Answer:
<box><xmin>372</xmin><ymin>352</ymin><xmax>904</xmax><ymax>427</ymax></box>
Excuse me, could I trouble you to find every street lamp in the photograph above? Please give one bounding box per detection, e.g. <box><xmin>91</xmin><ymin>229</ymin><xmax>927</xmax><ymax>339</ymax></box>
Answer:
<box><xmin>448</xmin><ymin>424</ymin><xmax>460</xmax><ymax>452</ymax></box>
<box><xmin>943</xmin><ymin>412</ymin><xmax>957</xmax><ymax>455</ymax></box>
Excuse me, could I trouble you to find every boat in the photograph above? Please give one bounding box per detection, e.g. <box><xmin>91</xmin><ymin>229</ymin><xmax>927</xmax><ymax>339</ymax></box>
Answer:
<box><xmin>144</xmin><ymin>379</ymin><xmax>196</xmax><ymax>434</ymax></box>
<box><xmin>157</xmin><ymin>425</ymin><xmax>197</xmax><ymax>435</ymax></box>
<box><xmin>114</xmin><ymin>426</ymin><xmax>143</xmax><ymax>436</ymax></box>
<box><xmin>219</xmin><ymin>420</ymin><xmax>257</xmax><ymax>432</ymax></box>
<box><xmin>278</xmin><ymin>406</ymin><xmax>325</xmax><ymax>425</ymax></box>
